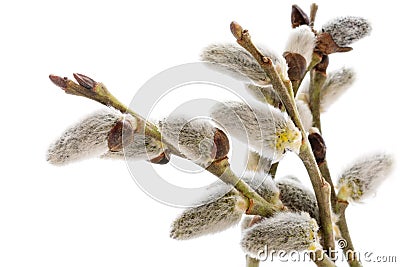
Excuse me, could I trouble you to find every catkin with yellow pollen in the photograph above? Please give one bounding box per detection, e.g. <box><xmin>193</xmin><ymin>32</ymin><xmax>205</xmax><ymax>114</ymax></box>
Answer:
<box><xmin>211</xmin><ymin>101</ymin><xmax>301</xmax><ymax>162</ymax></box>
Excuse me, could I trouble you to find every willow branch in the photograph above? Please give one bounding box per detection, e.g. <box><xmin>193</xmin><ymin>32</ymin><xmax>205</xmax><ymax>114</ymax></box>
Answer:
<box><xmin>49</xmin><ymin>74</ymin><xmax>161</xmax><ymax>140</ymax></box>
<box><xmin>309</xmin><ymin>63</ymin><xmax>327</xmax><ymax>132</ymax></box>
<box><xmin>230</xmin><ymin>21</ymin><xmax>335</xmax><ymax>255</ymax></box>
<box><xmin>308</xmin><ymin>53</ymin><xmax>362</xmax><ymax>266</ymax></box>
<box><xmin>48</xmin><ymin>73</ymin><xmax>285</xmax><ymax>218</ymax></box>
<box><xmin>207</xmin><ymin>158</ymin><xmax>285</xmax><ymax>217</ymax></box>
<box><xmin>309</xmin><ymin>3</ymin><xmax>318</xmax><ymax>29</ymax></box>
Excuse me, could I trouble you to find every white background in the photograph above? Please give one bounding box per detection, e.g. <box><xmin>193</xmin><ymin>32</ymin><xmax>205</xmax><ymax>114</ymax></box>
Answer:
<box><xmin>0</xmin><ymin>0</ymin><xmax>399</xmax><ymax>266</ymax></box>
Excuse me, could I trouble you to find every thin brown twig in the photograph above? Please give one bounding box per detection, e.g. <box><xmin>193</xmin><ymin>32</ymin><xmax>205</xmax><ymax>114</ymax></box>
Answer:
<box><xmin>307</xmin><ymin>51</ymin><xmax>362</xmax><ymax>266</ymax></box>
<box><xmin>309</xmin><ymin>3</ymin><xmax>319</xmax><ymax>29</ymax></box>
<box><xmin>230</xmin><ymin>21</ymin><xmax>335</xmax><ymax>255</ymax></box>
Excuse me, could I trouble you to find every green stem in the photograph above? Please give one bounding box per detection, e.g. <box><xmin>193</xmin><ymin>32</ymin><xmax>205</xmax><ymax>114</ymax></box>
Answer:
<box><xmin>309</xmin><ymin>69</ymin><xmax>327</xmax><ymax>132</ymax></box>
<box><xmin>206</xmin><ymin>158</ymin><xmax>285</xmax><ymax>217</ymax></box>
<box><xmin>298</xmin><ymin>145</ymin><xmax>335</xmax><ymax>253</ymax></box>
<box><xmin>319</xmin><ymin>161</ymin><xmax>337</xmax><ymax>209</ymax></box>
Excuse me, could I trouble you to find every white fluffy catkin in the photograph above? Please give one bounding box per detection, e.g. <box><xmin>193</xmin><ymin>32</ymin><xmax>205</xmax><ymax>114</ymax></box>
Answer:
<box><xmin>322</xmin><ymin>16</ymin><xmax>372</xmax><ymax>46</ymax></box>
<box><xmin>46</xmin><ymin>109</ymin><xmax>132</xmax><ymax>165</ymax></box>
<box><xmin>211</xmin><ymin>101</ymin><xmax>301</xmax><ymax>162</ymax></box>
<box><xmin>275</xmin><ymin>176</ymin><xmax>319</xmax><ymax>223</ymax></box>
<box><xmin>101</xmin><ymin>135</ymin><xmax>164</xmax><ymax>161</ymax></box>
<box><xmin>245</xmin><ymin>85</ymin><xmax>314</xmax><ymax>131</ymax></box>
<box><xmin>337</xmin><ymin>153</ymin><xmax>394</xmax><ymax>202</ymax></box>
<box><xmin>170</xmin><ymin>191</ymin><xmax>247</xmax><ymax>240</ymax></box>
<box><xmin>201</xmin><ymin>43</ymin><xmax>288</xmax><ymax>83</ymax></box>
<box><xmin>241</xmin><ymin>212</ymin><xmax>319</xmax><ymax>258</ymax></box>
<box><xmin>246</xmin><ymin>84</ymin><xmax>282</xmax><ymax>109</ymax></box>
<box><xmin>171</xmin><ymin>171</ymin><xmax>280</xmax><ymax>240</ymax></box>
<box><xmin>159</xmin><ymin>116</ymin><xmax>218</xmax><ymax>167</ymax></box>
<box><xmin>320</xmin><ymin>67</ymin><xmax>356</xmax><ymax>112</ymax></box>
<box><xmin>295</xmin><ymin>67</ymin><xmax>356</xmax><ymax>113</ymax></box>
<box><xmin>285</xmin><ymin>25</ymin><xmax>316</xmax><ymax>67</ymax></box>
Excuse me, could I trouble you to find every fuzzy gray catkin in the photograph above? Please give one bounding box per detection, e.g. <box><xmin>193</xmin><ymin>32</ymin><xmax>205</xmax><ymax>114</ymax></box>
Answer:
<box><xmin>337</xmin><ymin>153</ymin><xmax>394</xmax><ymax>202</ymax></box>
<box><xmin>241</xmin><ymin>212</ymin><xmax>319</xmax><ymax>259</ymax></box>
<box><xmin>276</xmin><ymin>176</ymin><xmax>319</xmax><ymax>223</ymax></box>
<box><xmin>201</xmin><ymin>43</ymin><xmax>288</xmax><ymax>84</ymax></box>
<box><xmin>296</xmin><ymin>67</ymin><xmax>356</xmax><ymax>113</ymax></box>
<box><xmin>170</xmin><ymin>171</ymin><xmax>280</xmax><ymax>240</ymax></box>
<box><xmin>285</xmin><ymin>25</ymin><xmax>316</xmax><ymax>67</ymax></box>
<box><xmin>322</xmin><ymin>16</ymin><xmax>372</xmax><ymax>46</ymax></box>
<box><xmin>159</xmin><ymin>116</ymin><xmax>224</xmax><ymax>167</ymax></box>
<box><xmin>47</xmin><ymin>109</ymin><xmax>134</xmax><ymax>165</ymax></box>
<box><xmin>246</xmin><ymin>85</ymin><xmax>312</xmax><ymax>131</ymax></box>
<box><xmin>211</xmin><ymin>101</ymin><xmax>301</xmax><ymax>162</ymax></box>
<box><xmin>170</xmin><ymin>191</ymin><xmax>247</xmax><ymax>240</ymax></box>
<box><xmin>320</xmin><ymin>67</ymin><xmax>356</xmax><ymax>112</ymax></box>
<box><xmin>246</xmin><ymin>84</ymin><xmax>282</xmax><ymax>109</ymax></box>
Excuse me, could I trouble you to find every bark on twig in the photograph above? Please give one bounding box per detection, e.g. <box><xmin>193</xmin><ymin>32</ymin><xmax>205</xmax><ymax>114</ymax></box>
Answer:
<box><xmin>230</xmin><ymin>21</ymin><xmax>335</xmax><ymax>255</ymax></box>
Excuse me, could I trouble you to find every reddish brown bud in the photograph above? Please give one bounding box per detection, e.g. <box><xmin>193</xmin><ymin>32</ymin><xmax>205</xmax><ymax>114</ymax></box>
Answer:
<box><xmin>73</xmin><ymin>73</ymin><xmax>97</xmax><ymax>90</ymax></box>
<box><xmin>212</xmin><ymin>128</ymin><xmax>230</xmax><ymax>161</ymax></box>
<box><xmin>314</xmin><ymin>54</ymin><xmax>329</xmax><ymax>74</ymax></box>
<box><xmin>308</xmin><ymin>131</ymin><xmax>326</xmax><ymax>164</ymax></box>
<box><xmin>315</xmin><ymin>32</ymin><xmax>353</xmax><ymax>55</ymax></box>
<box><xmin>230</xmin><ymin>21</ymin><xmax>243</xmax><ymax>40</ymax></box>
<box><xmin>283</xmin><ymin>52</ymin><xmax>307</xmax><ymax>82</ymax></box>
<box><xmin>108</xmin><ymin>118</ymin><xmax>135</xmax><ymax>152</ymax></box>
<box><xmin>150</xmin><ymin>151</ymin><xmax>170</xmax><ymax>165</ymax></box>
<box><xmin>291</xmin><ymin>5</ymin><xmax>310</xmax><ymax>28</ymax></box>
<box><xmin>49</xmin><ymin>75</ymin><xmax>68</xmax><ymax>89</ymax></box>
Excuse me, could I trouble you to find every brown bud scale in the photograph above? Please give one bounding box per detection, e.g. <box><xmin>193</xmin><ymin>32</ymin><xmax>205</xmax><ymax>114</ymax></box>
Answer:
<box><xmin>315</xmin><ymin>32</ymin><xmax>353</xmax><ymax>55</ymax></box>
<box><xmin>230</xmin><ymin>21</ymin><xmax>243</xmax><ymax>40</ymax></box>
<box><xmin>73</xmin><ymin>73</ymin><xmax>97</xmax><ymax>90</ymax></box>
<box><xmin>49</xmin><ymin>75</ymin><xmax>68</xmax><ymax>89</ymax></box>
<box><xmin>212</xmin><ymin>128</ymin><xmax>230</xmax><ymax>161</ymax></box>
<box><xmin>308</xmin><ymin>132</ymin><xmax>326</xmax><ymax>164</ymax></box>
<box><xmin>291</xmin><ymin>5</ymin><xmax>310</xmax><ymax>28</ymax></box>
<box><xmin>108</xmin><ymin>118</ymin><xmax>135</xmax><ymax>152</ymax></box>
<box><xmin>283</xmin><ymin>52</ymin><xmax>307</xmax><ymax>81</ymax></box>
<box><xmin>150</xmin><ymin>151</ymin><xmax>170</xmax><ymax>165</ymax></box>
